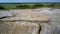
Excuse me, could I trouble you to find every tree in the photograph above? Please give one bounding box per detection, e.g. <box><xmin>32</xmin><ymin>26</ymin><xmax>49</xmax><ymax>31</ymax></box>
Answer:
<box><xmin>0</xmin><ymin>6</ymin><xmax>5</xmax><ymax>10</ymax></box>
<box><xmin>16</xmin><ymin>5</ymin><xmax>29</xmax><ymax>9</ymax></box>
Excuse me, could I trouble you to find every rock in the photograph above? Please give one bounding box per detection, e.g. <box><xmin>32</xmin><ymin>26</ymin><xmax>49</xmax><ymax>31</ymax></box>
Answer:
<box><xmin>40</xmin><ymin>23</ymin><xmax>56</xmax><ymax>34</ymax></box>
<box><xmin>0</xmin><ymin>21</ymin><xmax>39</xmax><ymax>34</ymax></box>
<box><xmin>0</xmin><ymin>9</ymin><xmax>51</xmax><ymax>22</ymax></box>
<box><xmin>47</xmin><ymin>9</ymin><xmax>60</xmax><ymax>27</ymax></box>
<box><xmin>0</xmin><ymin>8</ymin><xmax>53</xmax><ymax>34</ymax></box>
<box><xmin>55</xmin><ymin>28</ymin><xmax>60</xmax><ymax>34</ymax></box>
<box><xmin>0</xmin><ymin>11</ymin><xmax>13</xmax><ymax>19</ymax></box>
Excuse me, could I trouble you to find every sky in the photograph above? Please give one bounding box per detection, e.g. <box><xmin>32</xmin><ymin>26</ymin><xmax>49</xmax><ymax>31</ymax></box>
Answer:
<box><xmin>0</xmin><ymin>0</ymin><xmax>60</xmax><ymax>3</ymax></box>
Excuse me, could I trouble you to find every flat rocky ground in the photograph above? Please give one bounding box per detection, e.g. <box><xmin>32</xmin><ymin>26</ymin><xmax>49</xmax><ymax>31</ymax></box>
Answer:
<box><xmin>0</xmin><ymin>8</ymin><xmax>60</xmax><ymax>34</ymax></box>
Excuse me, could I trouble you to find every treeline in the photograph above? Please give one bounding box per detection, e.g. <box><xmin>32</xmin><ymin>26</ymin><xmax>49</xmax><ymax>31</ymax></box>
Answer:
<box><xmin>0</xmin><ymin>3</ymin><xmax>60</xmax><ymax>10</ymax></box>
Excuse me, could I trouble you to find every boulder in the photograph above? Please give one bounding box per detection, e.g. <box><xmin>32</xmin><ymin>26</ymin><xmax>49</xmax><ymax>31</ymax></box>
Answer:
<box><xmin>0</xmin><ymin>11</ymin><xmax>13</xmax><ymax>19</ymax></box>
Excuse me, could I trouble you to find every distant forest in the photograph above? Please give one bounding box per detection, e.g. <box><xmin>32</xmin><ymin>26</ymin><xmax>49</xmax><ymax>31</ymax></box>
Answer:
<box><xmin>0</xmin><ymin>3</ymin><xmax>60</xmax><ymax>10</ymax></box>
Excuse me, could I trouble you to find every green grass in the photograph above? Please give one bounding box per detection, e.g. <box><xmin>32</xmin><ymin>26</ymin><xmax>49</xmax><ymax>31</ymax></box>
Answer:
<box><xmin>0</xmin><ymin>3</ymin><xmax>60</xmax><ymax>10</ymax></box>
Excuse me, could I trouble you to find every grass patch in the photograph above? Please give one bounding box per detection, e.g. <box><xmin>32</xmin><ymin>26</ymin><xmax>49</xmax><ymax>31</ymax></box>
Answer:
<box><xmin>0</xmin><ymin>3</ymin><xmax>60</xmax><ymax>10</ymax></box>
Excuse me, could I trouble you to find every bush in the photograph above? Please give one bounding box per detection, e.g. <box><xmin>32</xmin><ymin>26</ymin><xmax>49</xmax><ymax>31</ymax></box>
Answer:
<box><xmin>0</xmin><ymin>6</ymin><xmax>5</xmax><ymax>10</ymax></box>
